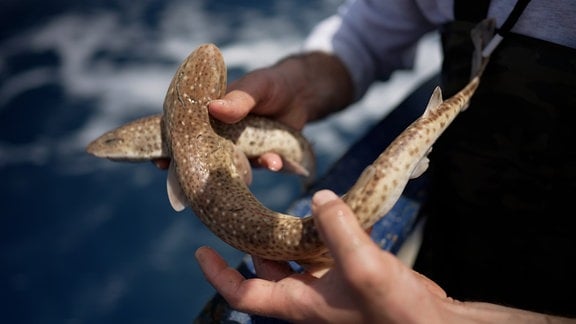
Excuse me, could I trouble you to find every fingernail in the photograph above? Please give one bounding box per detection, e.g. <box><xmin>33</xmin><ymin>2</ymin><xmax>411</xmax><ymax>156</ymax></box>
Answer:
<box><xmin>194</xmin><ymin>246</ymin><xmax>210</xmax><ymax>261</ymax></box>
<box><xmin>208</xmin><ymin>99</ymin><xmax>224</xmax><ymax>109</ymax></box>
<box><xmin>266</xmin><ymin>158</ymin><xmax>281</xmax><ymax>172</ymax></box>
<box><xmin>312</xmin><ymin>190</ymin><xmax>338</xmax><ymax>207</ymax></box>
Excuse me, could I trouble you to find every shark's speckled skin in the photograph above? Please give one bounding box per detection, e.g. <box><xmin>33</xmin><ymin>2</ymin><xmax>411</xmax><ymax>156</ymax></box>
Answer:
<box><xmin>87</xmin><ymin>43</ymin><xmax>480</xmax><ymax>267</ymax></box>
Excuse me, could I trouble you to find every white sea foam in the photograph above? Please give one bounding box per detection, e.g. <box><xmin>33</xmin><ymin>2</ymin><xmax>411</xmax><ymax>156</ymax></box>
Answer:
<box><xmin>0</xmin><ymin>1</ymin><xmax>441</xmax><ymax>319</ymax></box>
<box><xmin>0</xmin><ymin>1</ymin><xmax>440</xmax><ymax>175</ymax></box>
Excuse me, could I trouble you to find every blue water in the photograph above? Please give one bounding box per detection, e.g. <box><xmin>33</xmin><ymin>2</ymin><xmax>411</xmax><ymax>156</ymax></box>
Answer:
<box><xmin>0</xmin><ymin>0</ymin><xmax>439</xmax><ymax>322</ymax></box>
<box><xmin>0</xmin><ymin>1</ymin><xmax>345</xmax><ymax>323</ymax></box>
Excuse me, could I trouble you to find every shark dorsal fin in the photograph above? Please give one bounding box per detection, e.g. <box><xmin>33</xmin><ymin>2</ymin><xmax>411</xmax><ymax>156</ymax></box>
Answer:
<box><xmin>423</xmin><ymin>86</ymin><xmax>444</xmax><ymax>117</ymax></box>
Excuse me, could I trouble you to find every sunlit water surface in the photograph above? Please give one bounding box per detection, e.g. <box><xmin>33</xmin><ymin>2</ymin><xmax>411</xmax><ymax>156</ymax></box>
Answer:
<box><xmin>0</xmin><ymin>1</ymin><xmax>440</xmax><ymax>323</ymax></box>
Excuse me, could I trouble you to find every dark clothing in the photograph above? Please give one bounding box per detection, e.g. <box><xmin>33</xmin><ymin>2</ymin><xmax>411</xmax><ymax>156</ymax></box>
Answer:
<box><xmin>414</xmin><ymin>2</ymin><xmax>576</xmax><ymax>317</ymax></box>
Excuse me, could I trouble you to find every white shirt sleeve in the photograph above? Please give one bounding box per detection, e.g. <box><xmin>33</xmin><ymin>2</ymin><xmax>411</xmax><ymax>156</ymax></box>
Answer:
<box><xmin>303</xmin><ymin>0</ymin><xmax>576</xmax><ymax>101</ymax></box>
<box><xmin>304</xmin><ymin>0</ymin><xmax>449</xmax><ymax>100</ymax></box>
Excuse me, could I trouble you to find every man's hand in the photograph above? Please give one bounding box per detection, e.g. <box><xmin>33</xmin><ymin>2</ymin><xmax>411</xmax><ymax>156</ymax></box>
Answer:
<box><xmin>154</xmin><ymin>52</ymin><xmax>353</xmax><ymax>172</ymax></box>
<box><xmin>195</xmin><ymin>190</ymin><xmax>449</xmax><ymax>323</ymax></box>
<box><xmin>196</xmin><ymin>190</ymin><xmax>575</xmax><ymax>323</ymax></box>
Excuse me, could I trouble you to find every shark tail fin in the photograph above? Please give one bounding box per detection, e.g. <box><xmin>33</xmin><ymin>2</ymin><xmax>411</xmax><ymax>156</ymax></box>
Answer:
<box><xmin>470</xmin><ymin>18</ymin><xmax>496</xmax><ymax>79</ymax></box>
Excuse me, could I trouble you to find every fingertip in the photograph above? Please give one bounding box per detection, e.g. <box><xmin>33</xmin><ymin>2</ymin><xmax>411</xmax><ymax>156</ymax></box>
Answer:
<box><xmin>311</xmin><ymin>190</ymin><xmax>339</xmax><ymax>208</ymax></box>
<box><xmin>310</xmin><ymin>189</ymin><xmax>352</xmax><ymax>238</ymax></box>
<box><xmin>257</xmin><ymin>152</ymin><xmax>283</xmax><ymax>172</ymax></box>
<box><xmin>194</xmin><ymin>245</ymin><xmax>212</xmax><ymax>261</ymax></box>
<box><xmin>195</xmin><ymin>246</ymin><xmax>235</xmax><ymax>277</ymax></box>
<box><xmin>152</xmin><ymin>158</ymin><xmax>170</xmax><ymax>170</ymax></box>
<box><xmin>208</xmin><ymin>99</ymin><xmax>239</xmax><ymax>123</ymax></box>
<box><xmin>194</xmin><ymin>246</ymin><xmax>220</xmax><ymax>270</ymax></box>
<box><xmin>207</xmin><ymin>99</ymin><xmax>226</xmax><ymax>112</ymax></box>
<box><xmin>208</xmin><ymin>90</ymin><xmax>255</xmax><ymax>123</ymax></box>
<box><xmin>311</xmin><ymin>190</ymin><xmax>350</xmax><ymax>234</ymax></box>
<box><xmin>310</xmin><ymin>190</ymin><xmax>376</xmax><ymax>265</ymax></box>
<box><xmin>195</xmin><ymin>246</ymin><xmax>247</xmax><ymax>297</ymax></box>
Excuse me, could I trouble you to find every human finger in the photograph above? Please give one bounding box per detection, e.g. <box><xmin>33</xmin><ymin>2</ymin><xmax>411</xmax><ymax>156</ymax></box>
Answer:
<box><xmin>195</xmin><ymin>246</ymin><xmax>273</xmax><ymax>313</ymax></box>
<box><xmin>252</xmin><ymin>256</ymin><xmax>295</xmax><ymax>282</ymax></box>
<box><xmin>195</xmin><ymin>246</ymin><xmax>313</xmax><ymax>319</ymax></box>
<box><xmin>150</xmin><ymin>141</ymin><xmax>283</xmax><ymax>172</ymax></box>
<box><xmin>251</xmin><ymin>152</ymin><xmax>284</xmax><ymax>172</ymax></box>
<box><xmin>195</xmin><ymin>246</ymin><xmax>247</xmax><ymax>296</ymax></box>
<box><xmin>152</xmin><ymin>158</ymin><xmax>170</xmax><ymax>170</ymax></box>
<box><xmin>310</xmin><ymin>190</ymin><xmax>380</xmax><ymax>271</ymax></box>
<box><xmin>208</xmin><ymin>89</ymin><xmax>256</xmax><ymax>124</ymax></box>
<box><xmin>413</xmin><ymin>271</ymin><xmax>448</xmax><ymax>298</ymax></box>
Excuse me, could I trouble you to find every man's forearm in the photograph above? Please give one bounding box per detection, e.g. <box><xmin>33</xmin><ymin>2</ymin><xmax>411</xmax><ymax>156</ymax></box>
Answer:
<box><xmin>450</xmin><ymin>301</ymin><xmax>576</xmax><ymax>324</ymax></box>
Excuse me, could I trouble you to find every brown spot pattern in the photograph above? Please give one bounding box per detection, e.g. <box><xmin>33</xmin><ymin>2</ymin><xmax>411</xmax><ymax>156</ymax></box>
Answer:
<box><xmin>87</xmin><ymin>44</ymin><xmax>480</xmax><ymax>267</ymax></box>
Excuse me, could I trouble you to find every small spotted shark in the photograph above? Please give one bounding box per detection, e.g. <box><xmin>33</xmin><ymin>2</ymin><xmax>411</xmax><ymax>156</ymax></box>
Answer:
<box><xmin>88</xmin><ymin>32</ymin><xmax>488</xmax><ymax>267</ymax></box>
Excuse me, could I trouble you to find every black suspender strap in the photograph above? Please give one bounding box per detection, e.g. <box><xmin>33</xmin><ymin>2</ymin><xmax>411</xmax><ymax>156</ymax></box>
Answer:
<box><xmin>482</xmin><ymin>0</ymin><xmax>532</xmax><ymax>57</ymax></box>
<box><xmin>499</xmin><ymin>0</ymin><xmax>532</xmax><ymax>35</ymax></box>
<box><xmin>454</xmin><ymin>0</ymin><xmax>532</xmax><ymax>28</ymax></box>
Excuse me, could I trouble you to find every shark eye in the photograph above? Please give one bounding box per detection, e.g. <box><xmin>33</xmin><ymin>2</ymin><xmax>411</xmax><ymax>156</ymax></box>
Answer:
<box><xmin>104</xmin><ymin>138</ymin><xmax>122</xmax><ymax>145</ymax></box>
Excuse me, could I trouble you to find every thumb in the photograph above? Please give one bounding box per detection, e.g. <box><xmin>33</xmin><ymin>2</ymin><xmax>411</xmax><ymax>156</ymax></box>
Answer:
<box><xmin>311</xmin><ymin>190</ymin><xmax>376</xmax><ymax>264</ymax></box>
<box><xmin>208</xmin><ymin>90</ymin><xmax>255</xmax><ymax>124</ymax></box>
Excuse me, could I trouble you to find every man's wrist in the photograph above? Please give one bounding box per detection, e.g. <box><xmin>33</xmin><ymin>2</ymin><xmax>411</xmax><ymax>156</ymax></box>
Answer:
<box><xmin>275</xmin><ymin>51</ymin><xmax>354</xmax><ymax>121</ymax></box>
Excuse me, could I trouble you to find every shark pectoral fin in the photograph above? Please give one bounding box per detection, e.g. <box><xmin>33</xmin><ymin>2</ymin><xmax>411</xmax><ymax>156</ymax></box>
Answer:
<box><xmin>410</xmin><ymin>148</ymin><xmax>432</xmax><ymax>179</ymax></box>
<box><xmin>410</xmin><ymin>156</ymin><xmax>429</xmax><ymax>179</ymax></box>
<box><xmin>233</xmin><ymin>146</ymin><xmax>253</xmax><ymax>186</ymax></box>
<box><xmin>167</xmin><ymin>164</ymin><xmax>188</xmax><ymax>212</ymax></box>
<box><xmin>282</xmin><ymin>157</ymin><xmax>316</xmax><ymax>188</ymax></box>
<box><xmin>280</xmin><ymin>157</ymin><xmax>311</xmax><ymax>178</ymax></box>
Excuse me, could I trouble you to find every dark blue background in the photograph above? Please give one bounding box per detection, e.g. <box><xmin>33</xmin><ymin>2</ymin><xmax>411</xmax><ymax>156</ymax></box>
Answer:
<box><xmin>0</xmin><ymin>1</ymin><xmax>340</xmax><ymax>323</ymax></box>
